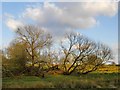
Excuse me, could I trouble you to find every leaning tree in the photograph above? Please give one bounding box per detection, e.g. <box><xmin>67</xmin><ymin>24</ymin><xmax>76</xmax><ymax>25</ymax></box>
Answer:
<box><xmin>60</xmin><ymin>32</ymin><xmax>113</xmax><ymax>75</ymax></box>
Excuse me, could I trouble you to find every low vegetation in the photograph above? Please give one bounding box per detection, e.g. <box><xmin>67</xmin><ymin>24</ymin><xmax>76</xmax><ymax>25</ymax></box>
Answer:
<box><xmin>3</xmin><ymin>73</ymin><xmax>120</xmax><ymax>88</ymax></box>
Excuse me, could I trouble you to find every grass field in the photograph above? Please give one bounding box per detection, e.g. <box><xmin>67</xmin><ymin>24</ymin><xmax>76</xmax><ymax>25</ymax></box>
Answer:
<box><xmin>2</xmin><ymin>65</ymin><xmax>120</xmax><ymax>88</ymax></box>
<box><xmin>2</xmin><ymin>73</ymin><xmax>120</xmax><ymax>88</ymax></box>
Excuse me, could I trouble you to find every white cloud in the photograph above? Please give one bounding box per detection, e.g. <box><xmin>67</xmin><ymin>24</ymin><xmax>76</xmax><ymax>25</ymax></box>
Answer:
<box><xmin>6</xmin><ymin>18</ymin><xmax>23</xmax><ymax>31</ymax></box>
<box><xmin>4</xmin><ymin>13</ymin><xmax>23</xmax><ymax>31</ymax></box>
<box><xmin>5</xmin><ymin>2</ymin><xmax>118</xmax><ymax>36</ymax></box>
<box><xmin>22</xmin><ymin>7</ymin><xmax>44</xmax><ymax>22</ymax></box>
<box><xmin>81</xmin><ymin>2</ymin><xmax>118</xmax><ymax>17</ymax></box>
<box><xmin>21</xmin><ymin>2</ymin><xmax>117</xmax><ymax>35</ymax></box>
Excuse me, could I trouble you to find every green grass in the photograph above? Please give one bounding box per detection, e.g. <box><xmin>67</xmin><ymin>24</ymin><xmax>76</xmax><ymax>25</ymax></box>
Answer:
<box><xmin>2</xmin><ymin>73</ymin><xmax>120</xmax><ymax>88</ymax></box>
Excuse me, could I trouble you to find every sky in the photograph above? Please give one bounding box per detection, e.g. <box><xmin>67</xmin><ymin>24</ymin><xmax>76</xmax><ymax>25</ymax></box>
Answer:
<box><xmin>1</xmin><ymin>1</ymin><xmax>119</xmax><ymax>63</ymax></box>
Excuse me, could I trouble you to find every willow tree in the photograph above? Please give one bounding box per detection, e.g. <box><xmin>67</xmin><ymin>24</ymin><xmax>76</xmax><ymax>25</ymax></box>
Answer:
<box><xmin>60</xmin><ymin>32</ymin><xmax>113</xmax><ymax>75</ymax></box>
<box><xmin>16</xmin><ymin>25</ymin><xmax>52</xmax><ymax>73</ymax></box>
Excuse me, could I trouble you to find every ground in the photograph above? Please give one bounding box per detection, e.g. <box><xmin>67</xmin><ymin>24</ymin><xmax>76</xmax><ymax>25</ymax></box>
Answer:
<box><xmin>2</xmin><ymin>73</ymin><xmax>120</xmax><ymax>88</ymax></box>
<box><xmin>2</xmin><ymin>65</ymin><xmax>120</xmax><ymax>88</ymax></box>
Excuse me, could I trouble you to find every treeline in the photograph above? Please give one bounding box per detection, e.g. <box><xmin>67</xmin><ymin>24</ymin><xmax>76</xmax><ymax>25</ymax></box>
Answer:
<box><xmin>1</xmin><ymin>25</ymin><xmax>113</xmax><ymax>77</ymax></box>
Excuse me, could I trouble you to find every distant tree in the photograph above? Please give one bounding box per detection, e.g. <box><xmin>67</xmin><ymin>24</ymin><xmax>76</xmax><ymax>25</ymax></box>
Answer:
<box><xmin>16</xmin><ymin>25</ymin><xmax>52</xmax><ymax>74</ymax></box>
<box><xmin>7</xmin><ymin>41</ymin><xmax>29</xmax><ymax>73</ymax></box>
<box><xmin>60</xmin><ymin>32</ymin><xmax>113</xmax><ymax>75</ymax></box>
<box><xmin>1</xmin><ymin>49</ymin><xmax>15</xmax><ymax>77</ymax></box>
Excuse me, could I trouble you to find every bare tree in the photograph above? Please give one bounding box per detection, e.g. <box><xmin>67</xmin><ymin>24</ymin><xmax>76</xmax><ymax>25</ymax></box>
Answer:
<box><xmin>60</xmin><ymin>32</ymin><xmax>113</xmax><ymax>75</ymax></box>
<box><xmin>16</xmin><ymin>25</ymin><xmax>52</xmax><ymax>74</ymax></box>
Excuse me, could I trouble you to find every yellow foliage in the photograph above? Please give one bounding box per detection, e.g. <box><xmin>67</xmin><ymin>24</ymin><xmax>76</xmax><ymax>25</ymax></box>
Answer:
<box><xmin>96</xmin><ymin>65</ymin><xmax>119</xmax><ymax>73</ymax></box>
